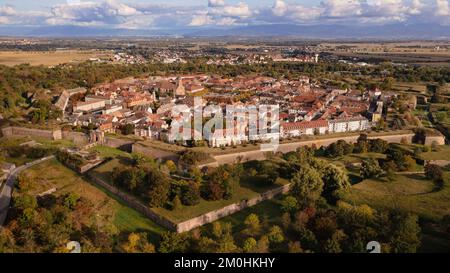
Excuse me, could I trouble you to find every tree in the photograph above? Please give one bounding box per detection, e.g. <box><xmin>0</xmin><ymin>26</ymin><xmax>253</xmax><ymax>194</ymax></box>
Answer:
<box><xmin>146</xmin><ymin>168</ymin><xmax>170</xmax><ymax>208</ymax></box>
<box><xmin>63</xmin><ymin>193</ymin><xmax>80</xmax><ymax>210</ymax></box>
<box><xmin>370</xmin><ymin>139</ymin><xmax>388</xmax><ymax>153</ymax></box>
<box><xmin>267</xmin><ymin>225</ymin><xmax>285</xmax><ymax>245</ymax></box>
<box><xmin>256</xmin><ymin>235</ymin><xmax>270</xmax><ymax>253</ymax></box>
<box><xmin>288</xmin><ymin>241</ymin><xmax>303</xmax><ymax>253</ymax></box>
<box><xmin>354</xmin><ymin>134</ymin><xmax>369</xmax><ymax>153</ymax></box>
<box><xmin>321</xmin><ymin>164</ymin><xmax>350</xmax><ymax>204</ymax></box>
<box><xmin>158</xmin><ymin>232</ymin><xmax>189</xmax><ymax>253</ymax></box>
<box><xmin>390</xmin><ymin>212</ymin><xmax>421</xmax><ymax>253</ymax></box>
<box><xmin>403</xmin><ymin>155</ymin><xmax>417</xmax><ymax>172</ymax></box>
<box><xmin>281</xmin><ymin>196</ymin><xmax>299</xmax><ymax>213</ymax></box>
<box><xmin>323</xmin><ymin>230</ymin><xmax>346</xmax><ymax>253</ymax></box>
<box><xmin>121</xmin><ymin>123</ymin><xmax>135</xmax><ymax>135</ymax></box>
<box><xmin>172</xmin><ymin>195</ymin><xmax>182</xmax><ymax>210</ymax></box>
<box><xmin>165</xmin><ymin>160</ymin><xmax>177</xmax><ymax>174</ymax></box>
<box><xmin>244</xmin><ymin>214</ymin><xmax>261</xmax><ymax>236</ymax></box>
<box><xmin>215</xmin><ymin>222</ymin><xmax>239</xmax><ymax>253</ymax></box>
<box><xmin>202</xmin><ymin>165</ymin><xmax>236</xmax><ymax>201</ymax></box>
<box><xmin>360</xmin><ymin>158</ymin><xmax>383</xmax><ymax>179</ymax></box>
<box><xmin>242</xmin><ymin>237</ymin><xmax>257</xmax><ymax>253</ymax></box>
<box><xmin>121</xmin><ymin>233</ymin><xmax>155</xmax><ymax>253</ymax></box>
<box><xmin>181</xmin><ymin>181</ymin><xmax>201</xmax><ymax>206</ymax></box>
<box><xmin>290</xmin><ymin>166</ymin><xmax>323</xmax><ymax>208</ymax></box>
<box><xmin>425</xmin><ymin>164</ymin><xmax>443</xmax><ymax>182</ymax></box>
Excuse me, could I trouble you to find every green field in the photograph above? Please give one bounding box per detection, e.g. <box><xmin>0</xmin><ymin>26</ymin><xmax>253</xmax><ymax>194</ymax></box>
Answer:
<box><xmin>19</xmin><ymin>159</ymin><xmax>165</xmax><ymax>238</ymax></box>
<box><xmin>420</xmin><ymin>145</ymin><xmax>450</xmax><ymax>161</ymax></box>
<box><xmin>343</xmin><ymin>172</ymin><xmax>450</xmax><ymax>221</ymax></box>
<box><xmin>152</xmin><ymin>177</ymin><xmax>290</xmax><ymax>224</ymax></box>
<box><xmin>90</xmin><ymin>145</ymin><xmax>133</xmax><ymax>159</ymax></box>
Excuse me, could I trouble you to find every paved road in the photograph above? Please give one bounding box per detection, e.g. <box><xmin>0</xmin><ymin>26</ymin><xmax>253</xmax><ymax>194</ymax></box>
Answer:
<box><xmin>0</xmin><ymin>156</ymin><xmax>54</xmax><ymax>226</ymax></box>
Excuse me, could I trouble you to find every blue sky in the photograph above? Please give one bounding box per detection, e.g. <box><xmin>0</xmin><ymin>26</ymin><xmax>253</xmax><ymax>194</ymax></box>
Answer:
<box><xmin>0</xmin><ymin>0</ymin><xmax>448</xmax><ymax>29</ymax></box>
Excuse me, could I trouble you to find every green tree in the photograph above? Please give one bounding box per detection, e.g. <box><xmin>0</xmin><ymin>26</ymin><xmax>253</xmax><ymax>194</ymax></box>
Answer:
<box><xmin>146</xmin><ymin>168</ymin><xmax>170</xmax><ymax>208</ymax></box>
<box><xmin>158</xmin><ymin>232</ymin><xmax>189</xmax><ymax>253</ymax></box>
<box><xmin>360</xmin><ymin>158</ymin><xmax>383</xmax><ymax>179</ymax></box>
<box><xmin>181</xmin><ymin>181</ymin><xmax>201</xmax><ymax>206</ymax></box>
<box><xmin>244</xmin><ymin>214</ymin><xmax>261</xmax><ymax>236</ymax></box>
<box><xmin>242</xmin><ymin>237</ymin><xmax>257</xmax><ymax>253</ymax></box>
<box><xmin>172</xmin><ymin>195</ymin><xmax>182</xmax><ymax>210</ymax></box>
<box><xmin>268</xmin><ymin>225</ymin><xmax>285</xmax><ymax>244</ymax></box>
<box><xmin>390</xmin><ymin>213</ymin><xmax>421</xmax><ymax>253</ymax></box>
<box><xmin>425</xmin><ymin>164</ymin><xmax>444</xmax><ymax>182</ymax></box>
<box><xmin>321</xmin><ymin>164</ymin><xmax>350</xmax><ymax>204</ymax></box>
<box><xmin>290</xmin><ymin>167</ymin><xmax>323</xmax><ymax>208</ymax></box>
<box><xmin>281</xmin><ymin>196</ymin><xmax>299</xmax><ymax>213</ymax></box>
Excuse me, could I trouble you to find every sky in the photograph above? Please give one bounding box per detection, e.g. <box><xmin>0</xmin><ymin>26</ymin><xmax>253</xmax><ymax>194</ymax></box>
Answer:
<box><xmin>0</xmin><ymin>0</ymin><xmax>448</xmax><ymax>29</ymax></box>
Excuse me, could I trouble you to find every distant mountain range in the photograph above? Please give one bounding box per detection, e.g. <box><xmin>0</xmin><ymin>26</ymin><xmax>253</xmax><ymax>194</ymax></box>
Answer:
<box><xmin>0</xmin><ymin>23</ymin><xmax>449</xmax><ymax>39</ymax></box>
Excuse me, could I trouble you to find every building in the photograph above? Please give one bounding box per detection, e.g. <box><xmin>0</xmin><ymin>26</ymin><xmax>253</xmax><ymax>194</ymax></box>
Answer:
<box><xmin>329</xmin><ymin>116</ymin><xmax>370</xmax><ymax>133</ymax></box>
<box><xmin>205</xmin><ymin>129</ymin><xmax>248</xmax><ymax>148</ymax></box>
<box><xmin>175</xmin><ymin>78</ymin><xmax>186</xmax><ymax>97</ymax></box>
<box><xmin>73</xmin><ymin>99</ymin><xmax>105</xmax><ymax>112</ymax></box>
<box><xmin>281</xmin><ymin>120</ymin><xmax>329</xmax><ymax>138</ymax></box>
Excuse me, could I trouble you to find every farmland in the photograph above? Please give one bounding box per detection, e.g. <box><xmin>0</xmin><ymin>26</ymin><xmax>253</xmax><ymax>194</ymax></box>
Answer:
<box><xmin>0</xmin><ymin>50</ymin><xmax>112</xmax><ymax>66</ymax></box>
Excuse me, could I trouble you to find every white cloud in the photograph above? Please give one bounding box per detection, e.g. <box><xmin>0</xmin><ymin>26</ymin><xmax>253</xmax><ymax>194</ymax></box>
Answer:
<box><xmin>216</xmin><ymin>17</ymin><xmax>237</xmax><ymax>26</ymax></box>
<box><xmin>190</xmin><ymin>13</ymin><xmax>214</xmax><ymax>26</ymax></box>
<box><xmin>0</xmin><ymin>16</ymin><xmax>9</xmax><ymax>24</ymax></box>
<box><xmin>436</xmin><ymin>0</ymin><xmax>449</xmax><ymax>16</ymax></box>
<box><xmin>0</xmin><ymin>5</ymin><xmax>16</xmax><ymax>16</ymax></box>
<box><xmin>47</xmin><ymin>0</ymin><xmax>140</xmax><ymax>26</ymax></box>
<box><xmin>272</xmin><ymin>0</ymin><xmax>288</xmax><ymax>17</ymax></box>
<box><xmin>211</xmin><ymin>2</ymin><xmax>252</xmax><ymax>18</ymax></box>
<box><xmin>322</xmin><ymin>0</ymin><xmax>362</xmax><ymax>17</ymax></box>
<box><xmin>410</xmin><ymin>0</ymin><xmax>424</xmax><ymax>14</ymax></box>
<box><xmin>208</xmin><ymin>0</ymin><xmax>225</xmax><ymax>8</ymax></box>
<box><xmin>0</xmin><ymin>0</ymin><xmax>448</xmax><ymax>29</ymax></box>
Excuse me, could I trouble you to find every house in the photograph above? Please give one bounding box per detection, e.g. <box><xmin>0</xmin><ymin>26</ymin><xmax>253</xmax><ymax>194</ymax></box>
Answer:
<box><xmin>329</xmin><ymin>116</ymin><xmax>370</xmax><ymax>133</ymax></box>
<box><xmin>281</xmin><ymin>120</ymin><xmax>329</xmax><ymax>138</ymax></box>
<box><xmin>205</xmin><ymin>128</ymin><xmax>248</xmax><ymax>148</ymax></box>
<box><xmin>73</xmin><ymin>99</ymin><xmax>105</xmax><ymax>112</ymax></box>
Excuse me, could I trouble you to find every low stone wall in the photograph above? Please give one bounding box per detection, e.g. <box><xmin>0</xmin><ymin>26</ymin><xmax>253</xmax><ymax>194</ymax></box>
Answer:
<box><xmin>425</xmin><ymin>135</ymin><xmax>446</xmax><ymax>146</ymax></box>
<box><xmin>426</xmin><ymin>160</ymin><xmax>450</xmax><ymax>167</ymax></box>
<box><xmin>62</xmin><ymin>131</ymin><xmax>89</xmax><ymax>145</ymax></box>
<box><xmin>176</xmin><ymin>183</ymin><xmax>291</xmax><ymax>233</ymax></box>
<box><xmin>79</xmin><ymin>160</ymin><xmax>104</xmax><ymax>174</ymax></box>
<box><xmin>1</xmin><ymin>126</ymin><xmax>62</xmax><ymax>140</ymax></box>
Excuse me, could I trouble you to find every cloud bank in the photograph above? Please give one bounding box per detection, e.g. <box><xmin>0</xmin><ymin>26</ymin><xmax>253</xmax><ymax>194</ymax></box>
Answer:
<box><xmin>0</xmin><ymin>0</ymin><xmax>448</xmax><ymax>29</ymax></box>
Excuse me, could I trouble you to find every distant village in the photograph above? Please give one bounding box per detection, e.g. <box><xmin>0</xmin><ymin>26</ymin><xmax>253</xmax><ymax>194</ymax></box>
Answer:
<box><xmin>55</xmin><ymin>74</ymin><xmax>399</xmax><ymax>148</ymax></box>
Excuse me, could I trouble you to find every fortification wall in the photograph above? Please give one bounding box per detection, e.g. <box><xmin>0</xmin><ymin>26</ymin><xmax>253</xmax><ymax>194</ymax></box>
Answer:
<box><xmin>213</xmin><ymin>133</ymin><xmax>415</xmax><ymax>165</ymax></box>
<box><xmin>1</xmin><ymin>127</ymin><xmax>62</xmax><ymax>140</ymax></box>
<box><xmin>62</xmin><ymin>131</ymin><xmax>89</xmax><ymax>145</ymax></box>
<box><xmin>176</xmin><ymin>184</ymin><xmax>291</xmax><ymax>233</ymax></box>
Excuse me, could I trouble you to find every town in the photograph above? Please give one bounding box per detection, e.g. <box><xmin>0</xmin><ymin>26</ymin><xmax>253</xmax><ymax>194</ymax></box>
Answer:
<box><xmin>58</xmin><ymin>73</ymin><xmax>387</xmax><ymax>148</ymax></box>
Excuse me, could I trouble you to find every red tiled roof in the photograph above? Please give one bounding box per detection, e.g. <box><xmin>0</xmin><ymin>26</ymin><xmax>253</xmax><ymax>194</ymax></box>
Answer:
<box><xmin>281</xmin><ymin>120</ymin><xmax>329</xmax><ymax>131</ymax></box>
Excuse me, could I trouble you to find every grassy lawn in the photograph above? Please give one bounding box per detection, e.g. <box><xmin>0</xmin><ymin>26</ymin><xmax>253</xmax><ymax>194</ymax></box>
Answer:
<box><xmin>420</xmin><ymin>145</ymin><xmax>450</xmax><ymax>161</ymax></box>
<box><xmin>18</xmin><ymin>159</ymin><xmax>165</xmax><ymax>238</ymax></box>
<box><xmin>89</xmin><ymin>157</ymin><xmax>132</xmax><ymax>183</ymax></box>
<box><xmin>90</xmin><ymin>145</ymin><xmax>132</xmax><ymax>159</ymax></box>
<box><xmin>211</xmin><ymin>198</ymin><xmax>284</xmax><ymax>232</ymax></box>
<box><xmin>393</xmin><ymin>82</ymin><xmax>427</xmax><ymax>94</ymax></box>
<box><xmin>152</xmin><ymin>177</ymin><xmax>289</xmax><ymax>223</ymax></box>
<box><xmin>342</xmin><ymin>172</ymin><xmax>450</xmax><ymax>221</ymax></box>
